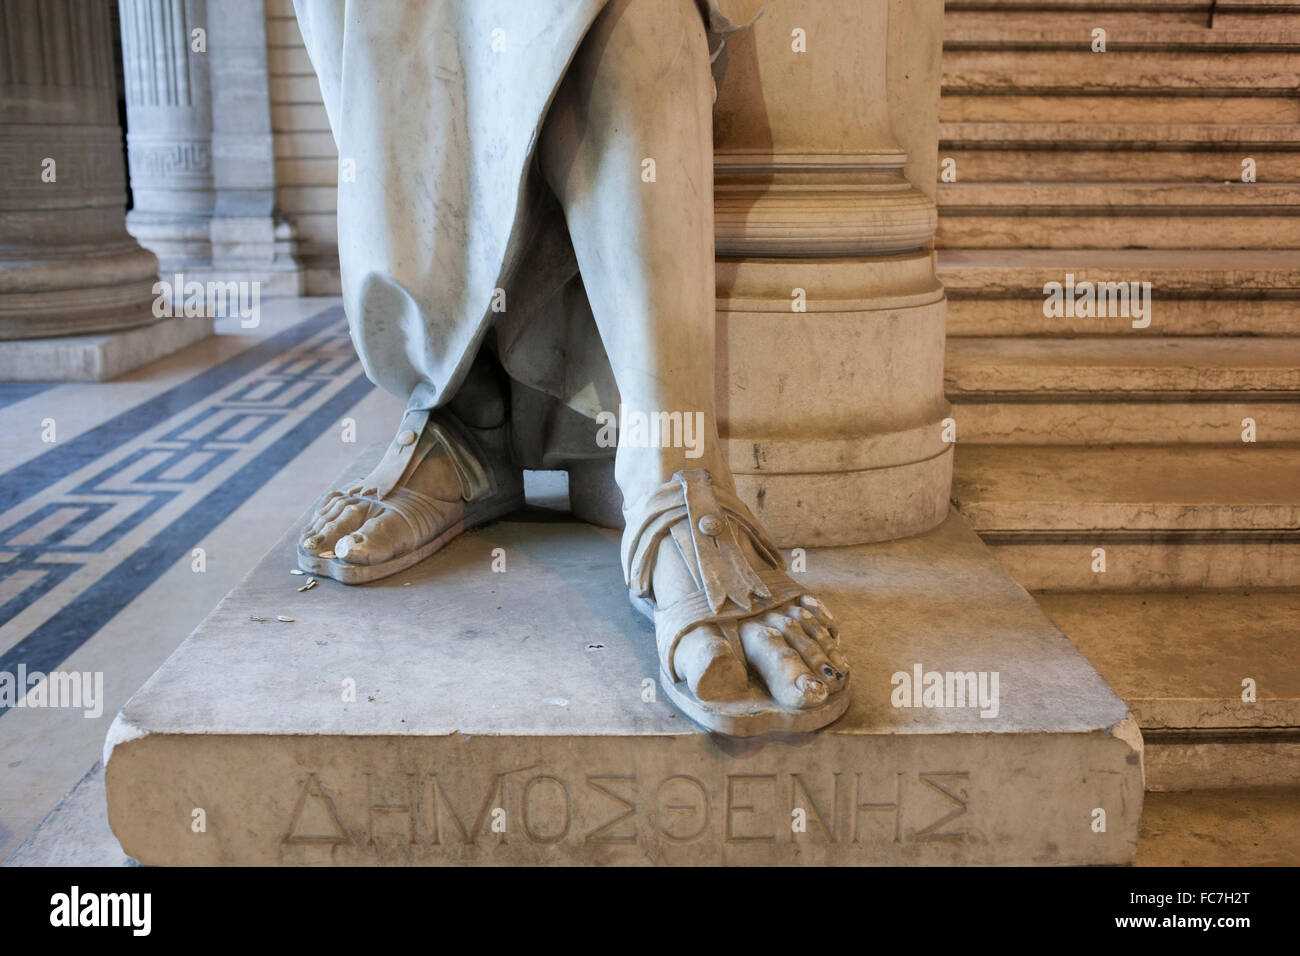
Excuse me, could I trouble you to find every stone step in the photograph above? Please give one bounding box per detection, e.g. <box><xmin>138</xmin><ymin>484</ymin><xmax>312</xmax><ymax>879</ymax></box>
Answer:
<box><xmin>946</xmin><ymin>26</ymin><xmax>1300</xmax><ymax>50</ymax></box>
<box><xmin>946</xmin><ymin>6</ymin><xmax>1300</xmax><ymax>34</ymax></box>
<box><xmin>951</xmin><ymin>443</ymin><xmax>1300</xmax><ymax>588</ymax></box>
<box><xmin>1038</xmin><ymin>589</ymin><xmax>1300</xmax><ymax>790</ymax></box>
<box><xmin>942</xmin><ymin>94</ymin><xmax>1299</xmax><ymax>126</ymax></box>
<box><xmin>939</xmin><ymin>181</ymin><xmax>1300</xmax><ymax>209</ymax></box>
<box><xmin>939</xmin><ymin>249</ymin><xmax>1300</xmax><ymax>336</ymax></box>
<box><xmin>943</xmin><ymin>66</ymin><xmax>1300</xmax><ymax>94</ymax></box>
<box><xmin>1135</xmin><ymin>786</ymin><xmax>1300</xmax><ymax>865</ymax></box>
<box><xmin>940</xmin><ymin>119</ymin><xmax>1300</xmax><ymax>149</ymax></box>
<box><xmin>936</xmin><ymin>182</ymin><xmax>1300</xmax><ymax>248</ymax></box>
<box><xmin>947</xmin><ymin>336</ymin><xmax>1300</xmax><ymax>397</ymax></box>
<box><xmin>945</xmin><ymin>337</ymin><xmax>1300</xmax><ymax>443</ymax></box>
<box><xmin>944</xmin><ymin>52</ymin><xmax>1300</xmax><ymax>97</ymax></box>
<box><xmin>940</xmin><ymin>149</ymin><xmax>1300</xmax><ymax>184</ymax></box>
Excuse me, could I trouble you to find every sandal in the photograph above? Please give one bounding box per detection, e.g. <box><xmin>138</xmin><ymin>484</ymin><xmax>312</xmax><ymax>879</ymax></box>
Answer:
<box><xmin>298</xmin><ymin>407</ymin><xmax>523</xmax><ymax>584</ymax></box>
<box><xmin>623</xmin><ymin>468</ymin><xmax>851</xmax><ymax>735</ymax></box>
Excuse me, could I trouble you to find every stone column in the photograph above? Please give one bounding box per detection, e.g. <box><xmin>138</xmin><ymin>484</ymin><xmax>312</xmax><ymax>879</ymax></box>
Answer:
<box><xmin>0</xmin><ymin>0</ymin><xmax>163</xmax><ymax>343</ymax></box>
<box><xmin>118</xmin><ymin>0</ymin><xmax>215</xmax><ymax>273</ymax></box>
<box><xmin>205</xmin><ymin>0</ymin><xmax>301</xmax><ymax>294</ymax></box>
<box><xmin>712</xmin><ymin>0</ymin><xmax>950</xmax><ymax>546</ymax></box>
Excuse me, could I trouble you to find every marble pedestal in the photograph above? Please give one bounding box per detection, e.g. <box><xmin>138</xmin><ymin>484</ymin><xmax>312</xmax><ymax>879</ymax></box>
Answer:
<box><xmin>104</xmin><ymin>462</ymin><xmax>1143</xmax><ymax>865</ymax></box>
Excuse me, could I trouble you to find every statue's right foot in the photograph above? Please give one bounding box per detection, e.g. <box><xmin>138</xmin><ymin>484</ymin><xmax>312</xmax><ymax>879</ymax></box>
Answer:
<box><xmin>299</xmin><ymin>408</ymin><xmax>523</xmax><ymax>584</ymax></box>
<box><xmin>622</xmin><ymin>468</ymin><xmax>851</xmax><ymax>736</ymax></box>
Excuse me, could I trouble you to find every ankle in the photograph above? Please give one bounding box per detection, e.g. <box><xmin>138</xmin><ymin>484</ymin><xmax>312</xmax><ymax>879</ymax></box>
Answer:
<box><xmin>614</xmin><ymin>451</ymin><xmax>734</xmax><ymax>522</ymax></box>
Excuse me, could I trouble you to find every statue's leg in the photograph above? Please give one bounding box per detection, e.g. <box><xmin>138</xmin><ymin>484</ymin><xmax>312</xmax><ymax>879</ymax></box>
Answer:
<box><xmin>540</xmin><ymin>0</ymin><xmax>849</xmax><ymax>720</ymax></box>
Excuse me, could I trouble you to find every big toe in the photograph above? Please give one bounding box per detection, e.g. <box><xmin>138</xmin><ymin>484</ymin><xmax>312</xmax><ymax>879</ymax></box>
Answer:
<box><xmin>335</xmin><ymin>509</ymin><xmax>412</xmax><ymax>565</ymax></box>
<box><xmin>674</xmin><ymin>626</ymin><xmax>748</xmax><ymax>702</ymax></box>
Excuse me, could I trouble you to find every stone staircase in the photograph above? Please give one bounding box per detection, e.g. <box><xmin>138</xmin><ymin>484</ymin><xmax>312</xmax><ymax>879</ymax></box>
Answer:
<box><xmin>937</xmin><ymin>0</ymin><xmax>1300</xmax><ymax>789</ymax></box>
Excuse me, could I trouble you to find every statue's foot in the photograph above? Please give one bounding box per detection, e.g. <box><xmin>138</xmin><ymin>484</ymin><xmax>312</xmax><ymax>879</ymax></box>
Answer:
<box><xmin>299</xmin><ymin>408</ymin><xmax>523</xmax><ymax>584</ymax></box>
<box><xmin>623</xmin><ymin>469</ymin><xmax>851</xmax><ymax>736</ymax></box>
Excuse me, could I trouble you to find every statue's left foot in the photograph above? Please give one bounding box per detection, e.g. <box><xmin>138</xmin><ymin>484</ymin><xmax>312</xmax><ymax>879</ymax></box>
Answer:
<box><xmin>623</xmin><ymin>469</ymin><xmax>852</xmax><ymax>736</ymax></box>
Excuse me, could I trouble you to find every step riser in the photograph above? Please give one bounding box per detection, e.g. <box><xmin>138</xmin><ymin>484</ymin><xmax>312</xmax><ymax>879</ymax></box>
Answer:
<box><xmin>1216</xmin><ymin>14</ymin><xmax>1300</xmax><ymax>30</ymax></box>
<box><xmin>946</xmin><ymin>298</ymin><xmax>1300</xmax><ymax>336</ymax></box>
<box><xmin>949</xmin><ymin>402</ymin><xmax>1300</xmax><ymax>444</ymax></box>
<box><xmin>941</xmin><ymin>121</ymin><xmax>1300</xmax><ymax>150</ymax></box>
<box><xmin>937</xmin><ymin>216</ymin><xmax>1300</xmax><ymax>249</ymax></box>
<box><xmin>939</xmin><ymin>151</ymin><xmax>1300</xmax><ymax>183</ymax></box>
<box><xmin>947</xmin><ymin>14</ymin><xmax>1300</xmax><ymax>33</ymax></box>
<box><xmin>947</xmin><ymin>360</ymin><xmax>1300</xmax><ymax>395</ymax></box>
<box><xmin>944</xmin><ymin>51</ymin><xmax>1300</xmax><ymax>75</ymax></box>
<box><xmin>1145</xmin><ymin>739</ymin><xmax>1300</xmax><ymax>791</ymax></box>
<box><xmin>943</xmin><ymin>95</ymin><xmax>1300</xmax><ymax>125</ymax></box>
<box><xmin>982</xmin><ymin>540</ymin><xmax>1300</xmax><ymax>590</ymax></box>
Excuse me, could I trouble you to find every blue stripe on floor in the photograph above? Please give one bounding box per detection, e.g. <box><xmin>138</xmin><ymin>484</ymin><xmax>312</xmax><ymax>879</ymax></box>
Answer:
<box><xmin>0</xmin><ymin>306</ymin><xmax>345</xmax><ymax>517</ymax></box>
<box><xmin>0</xmin><ymin>383</ymin><xmax>54</xmax><ymax>412</ymax></box>
<box><xmin>0</xmin><ymin>369</ymin><xmax>374</xmax><ymax>713</ymax></box>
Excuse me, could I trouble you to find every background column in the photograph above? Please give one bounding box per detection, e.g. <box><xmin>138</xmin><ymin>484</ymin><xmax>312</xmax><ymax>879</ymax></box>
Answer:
<box><xmin>712</xmin><ymin>0</ymin><xmax>950</xmax><ymax>545</ymax></box>
<box><xmin>206</xmin><ymin>0</ymin><xmax>301</xmax><ymax>294</ymax></box>
<box><xmin>0</xmin><ymin>0</ymin><xmax>162</xmax><ymax>346</ymax></box>
<box><xmin>118</xmin><ymin>0</ymin><xmax>215</xmax><ymax>275</ymax></box>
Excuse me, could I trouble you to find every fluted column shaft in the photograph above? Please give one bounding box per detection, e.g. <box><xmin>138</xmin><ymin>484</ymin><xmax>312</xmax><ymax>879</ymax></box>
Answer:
<box><xmin>0</xmin><ymin>0</ymin><xmax>161</xmax><ymax>340</ymax></box>
<box><xmin>118</xmin><ymin>0</ymin><xmax>215</xmax><ymax>271</ymax></box>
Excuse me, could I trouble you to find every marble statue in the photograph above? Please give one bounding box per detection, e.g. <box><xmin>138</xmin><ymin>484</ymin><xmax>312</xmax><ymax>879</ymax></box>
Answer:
<box><xmin>292</xmin><ymin>0</ymin><xmax>850</xmax><ymax>735</ymax></box>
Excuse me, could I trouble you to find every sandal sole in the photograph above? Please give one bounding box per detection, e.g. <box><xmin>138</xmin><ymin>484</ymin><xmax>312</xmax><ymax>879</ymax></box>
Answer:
<box><xmin>630</xmin><ymin>592</ymin><xmax>851</xmax><ymax>737</ymax></box>
<box><xmin>297</xmin><ymin>492</ymin><xmax>524</xmax><ymax>585</ymax></box>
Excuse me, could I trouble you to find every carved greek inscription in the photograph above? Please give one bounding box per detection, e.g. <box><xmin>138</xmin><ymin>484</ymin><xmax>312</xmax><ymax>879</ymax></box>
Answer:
<box><xmin>365</xmin><ymin>772</ymin><xmax>417</xmax><ymax>846</ymax></box>
<box><xmin>914</xmin><ymin>772</ymin><xmax>969</xmax><ymax>841</ymax></box>
<box><xmin>726</xmin><ymin>774</ymin><xmax>777</xmax><ymax>843</ymax></box>
<box><xmin>653</xmin><ymin>775</ymin><xmax>710</xmax><ymax>843</ymax></box>
<box><xmin>854</xmin><ymin>771</ymin><xmax>903</xmax><ymax>844</ymax></box>
<box><xmin>280</xmin><ymin>769</ymin><xmax>972</xmax><ymax>854</ymax></box>
<box><xmin>283</xmin><ymin>772</ymin><xmax>351</xmax><ymax>845</ymax></box>
<box><xmin>521</xmin><ymin>775</ymin><xmax>571</xmax><ymax>844</ymax></box>
<box><xmin>428</xmin><ymin>773</ymin><xmax>506</xmax><ymax>845</ymax></box>
<box><xmin>585</xmin><ymin>776</ymin><xmax>637</xmax><ymax>844</ymax></box>
<box><xmin>790</xmin><ymin>772</ymin><xmax>840</xmax><ymax>843</ymax></box>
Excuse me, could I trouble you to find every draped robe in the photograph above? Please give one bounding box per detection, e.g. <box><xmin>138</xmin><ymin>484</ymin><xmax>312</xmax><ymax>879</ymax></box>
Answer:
<box><xmin>293</xmin><ymin>0</ymin><xmax>738</xmax><ymax>465</ymax></box>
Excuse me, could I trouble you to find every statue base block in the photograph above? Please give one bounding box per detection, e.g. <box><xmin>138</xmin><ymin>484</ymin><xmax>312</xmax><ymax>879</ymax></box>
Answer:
<box><xmin>0</xmin><ymin>315</ymin><xmax>213</xmax><ymax>381</ymax></box>
<box><xmin>105</xmin><ymin>465</ymin><xmax>1143</xmax><ymax>865</ymax></box>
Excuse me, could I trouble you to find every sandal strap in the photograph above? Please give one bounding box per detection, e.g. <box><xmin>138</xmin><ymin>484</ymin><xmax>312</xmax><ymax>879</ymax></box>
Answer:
<box><xmin>622</xmin><ymin>469</ymin><xmax>784</xmax><ymax>610</ymax></box>
<box><xmin>381</xmin><ymin>485</ymin><xmax>460</xmax><ymax>547</ymax></box>
<box><xmin>656</xmin><ymin>569</ymin><xmax>809</xmax><ymax>682</ymax></box>
<box><xmin>361</xmin><ymin>408</ymin><xmax>493</xmax><ymax>503</ymax></box>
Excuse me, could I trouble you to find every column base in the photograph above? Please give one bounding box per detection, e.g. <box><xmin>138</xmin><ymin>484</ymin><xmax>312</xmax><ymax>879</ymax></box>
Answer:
<box><xmin>0</xmin><ymin>315</ymin><xmax>213</xmax><ymax>382</ymax></box>
<box><xmin>209</xmin><ymin>216</ymin><xmax>305</xmax><ymax>296</ymax></box>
